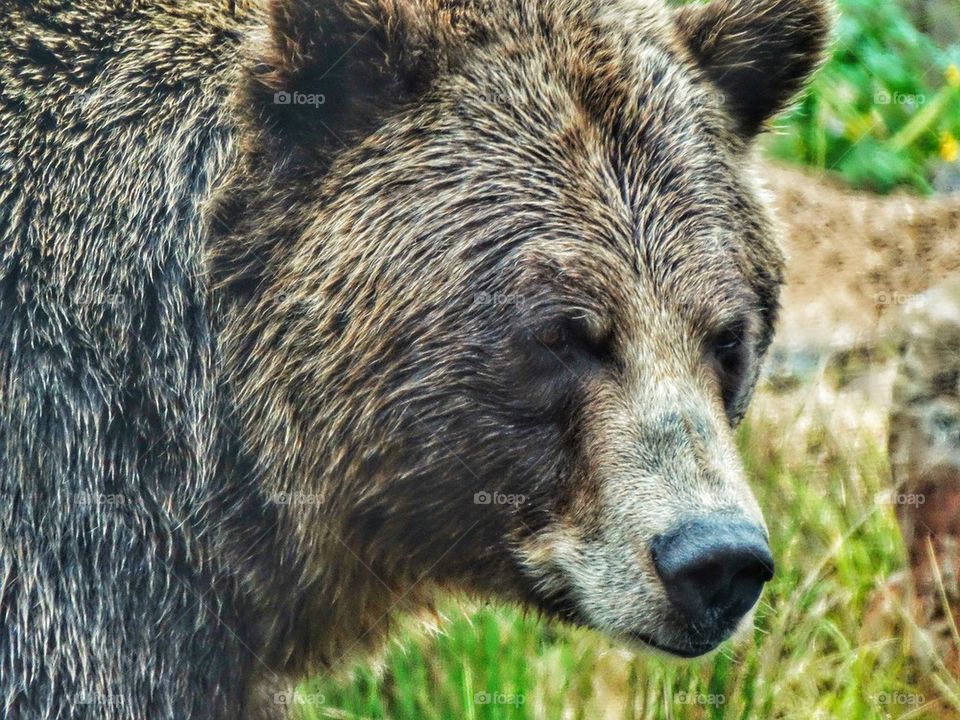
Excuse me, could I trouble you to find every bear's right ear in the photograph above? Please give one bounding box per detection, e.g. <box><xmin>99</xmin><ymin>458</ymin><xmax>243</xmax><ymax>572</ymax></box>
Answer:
<box><xmin>673</xmin><ymin>0</ymin><xmax>833</xmax><ymax>139</ymax></box>
<box><xmin>246</xmin><ymin>0</ymin><xmax>458</xmax><ymax>157</ymax></box>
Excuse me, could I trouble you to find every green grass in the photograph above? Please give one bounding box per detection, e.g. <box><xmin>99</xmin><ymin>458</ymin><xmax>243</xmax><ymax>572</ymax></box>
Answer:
<box><xmin>292</xmin><ymin>416</ymin><xmax>958</xmax><ymax>720</ymax></box>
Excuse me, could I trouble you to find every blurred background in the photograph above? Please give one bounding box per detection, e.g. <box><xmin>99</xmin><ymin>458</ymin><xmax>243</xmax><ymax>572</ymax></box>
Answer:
<box><xmin>294</xmin><ymin>1</ymin><xmax>960</xmax><ymax>717</ymax></box>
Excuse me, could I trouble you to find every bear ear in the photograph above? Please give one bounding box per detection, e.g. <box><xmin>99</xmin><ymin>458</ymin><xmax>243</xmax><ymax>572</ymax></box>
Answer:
<box><xmin>247</xmin><ymin>0</ymin><xmax>449</xmax><ymax>156</ymax></box>
<box><xmin>673</xmin><ymin>0</ymin><xmax>833</xmax><ymax>139</ymax></box>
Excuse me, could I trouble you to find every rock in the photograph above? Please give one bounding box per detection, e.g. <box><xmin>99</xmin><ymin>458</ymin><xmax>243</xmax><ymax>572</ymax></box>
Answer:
<box><xmin>902</xmin><ymin>0</ymin><xmax>960</xmax><ymax>49</ymax></box>
<box><xmin>888</xmin><ymin>280</ymin><xmax>960</xmax><ymax>671</ymax></box>
<box><xmin>933</xmin><ymin>161</ymin><xmax>960</xmax><ymax>195</ymax></box>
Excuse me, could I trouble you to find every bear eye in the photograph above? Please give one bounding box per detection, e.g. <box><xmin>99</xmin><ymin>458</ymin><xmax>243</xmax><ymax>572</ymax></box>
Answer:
<box><xmin>537</xmin><ymin>324</ymin><xmax>567</xmax><ymax>350</ymax></box>
<box><xmin>534</xmin><ymin>316</ymin><xmax>613</xmax><ymax>364</ymax></box>
<box><xmin>706</xmin><ymin>323</ymin><xmax>749</xmax><ymax>412</ymax></box>
<box><xmin>710</xmin><ymin>328</ymin><xmax>742</xmax><ymax>369</ymax></box>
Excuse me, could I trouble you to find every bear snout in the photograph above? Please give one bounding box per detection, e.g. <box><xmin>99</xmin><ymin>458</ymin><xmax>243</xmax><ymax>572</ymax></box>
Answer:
<box><xmin>651</xmin><ymin>515</ymin><xmax>774</xmax><ymax>630</ymax></box>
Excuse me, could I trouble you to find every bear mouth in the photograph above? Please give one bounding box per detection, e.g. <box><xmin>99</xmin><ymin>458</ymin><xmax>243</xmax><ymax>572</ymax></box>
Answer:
<box><xmin>521</xmin><ymin>582</ymin><xmax>729</xmax><ymax>659</ymax></box>
<box><xmin>626</xmin><ymin>631</ymin><xmax>723</xmax><ymax>658</ymax></box>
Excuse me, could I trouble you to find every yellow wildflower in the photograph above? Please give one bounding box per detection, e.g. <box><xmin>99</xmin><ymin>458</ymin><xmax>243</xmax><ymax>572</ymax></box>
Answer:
<box><xmin>941</xmin><ymin>131</ymin><xmax>959</xmax><ymax>163</ymax></box>
<box><xmin>947</xmin><ymin>64</ymin><xmax>960</xmax><ymax>89</ymax></box>
<box><xmin>845</xmin><ymin>114</ymin><xmax>876</xmax><ymax>141</ymax></box>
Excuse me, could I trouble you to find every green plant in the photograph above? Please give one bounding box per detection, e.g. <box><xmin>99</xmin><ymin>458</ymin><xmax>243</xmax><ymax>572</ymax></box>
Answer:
<box><xmin>764</xmin><ymin>0</ymin><xmax>960</xmax><ymax>194</ymax></box>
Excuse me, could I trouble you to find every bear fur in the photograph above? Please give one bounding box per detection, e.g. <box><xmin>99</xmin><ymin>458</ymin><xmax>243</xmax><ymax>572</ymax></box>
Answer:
<box><xmin>0</xmin><ymin>0</ymin><xmax>830</xmax><ymax>717</ymax></box>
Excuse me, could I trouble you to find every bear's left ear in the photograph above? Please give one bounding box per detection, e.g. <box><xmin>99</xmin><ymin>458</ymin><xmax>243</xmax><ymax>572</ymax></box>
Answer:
<box><xmin>673</xmin><ymin>0</ymin><xmax>833</xmax><ymax>139</ymax></box>
<box><xmin>246</xmin><ymin>0</ymin><xmax>461</xmax><ymax>157</ymax></box>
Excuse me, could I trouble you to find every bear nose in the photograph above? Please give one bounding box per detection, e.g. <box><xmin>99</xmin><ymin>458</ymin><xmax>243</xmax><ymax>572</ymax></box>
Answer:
<box><xmin>651</xmin><ymin>516</ymin><xmax>774</xmax><ymax>623</ymax></box>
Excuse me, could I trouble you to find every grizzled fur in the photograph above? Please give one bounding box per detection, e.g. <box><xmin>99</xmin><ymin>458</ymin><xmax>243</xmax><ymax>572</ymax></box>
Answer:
<box><xmin>0</xmin><ymin>0</ymin><xmax>830</xmax><ymax>718</ymax></box>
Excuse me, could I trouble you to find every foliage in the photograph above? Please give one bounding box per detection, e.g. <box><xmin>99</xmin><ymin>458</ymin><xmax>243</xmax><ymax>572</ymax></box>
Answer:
<box><xmin>765</xmin><ymin>0</ymin><xmax>960</xmax><ymax>194</ymax></box>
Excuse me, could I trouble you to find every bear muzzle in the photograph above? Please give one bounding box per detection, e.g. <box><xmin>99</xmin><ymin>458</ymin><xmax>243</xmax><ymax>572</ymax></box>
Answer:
<box><xmin>647</xmin><ymin>514</ymin><xmax>774</xmax><ymax>654</ymax></box>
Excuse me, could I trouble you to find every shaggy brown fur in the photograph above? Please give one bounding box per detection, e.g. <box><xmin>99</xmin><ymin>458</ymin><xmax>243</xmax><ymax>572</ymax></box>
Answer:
<box><xmin>1</xmin><ymin>0</ymin><xmax>830</xmax><ymax>717</ymax></box>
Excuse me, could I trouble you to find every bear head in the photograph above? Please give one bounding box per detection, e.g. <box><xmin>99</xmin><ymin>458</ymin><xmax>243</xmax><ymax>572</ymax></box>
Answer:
<box><xmin>211</xmin><ymin>0</ymin><xmax>832</xmax><ymax>662</ymax></box>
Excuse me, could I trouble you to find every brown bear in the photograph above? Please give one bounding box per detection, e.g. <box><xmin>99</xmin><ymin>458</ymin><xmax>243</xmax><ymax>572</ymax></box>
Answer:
<box><xmin>0</xmin><ymin>0</ymin><xmax>830</xmax><ymax>718</ymax></box>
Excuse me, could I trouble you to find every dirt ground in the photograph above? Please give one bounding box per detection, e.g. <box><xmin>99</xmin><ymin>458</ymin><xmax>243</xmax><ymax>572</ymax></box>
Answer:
<box><xmin>749</xmin><ymin>160</ymin><xmax>960</xmax><ymax>453</ymax></box>
<box><xmin>763</xmin><ymin>160</ymin><xmax>960</xmax><ymax>355</ymax></box>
